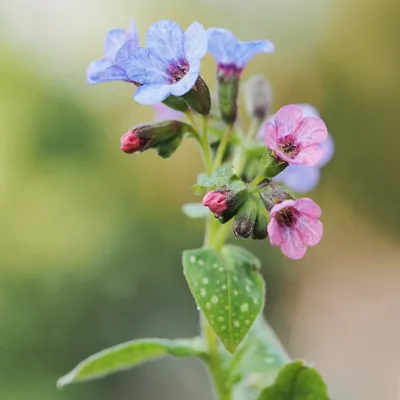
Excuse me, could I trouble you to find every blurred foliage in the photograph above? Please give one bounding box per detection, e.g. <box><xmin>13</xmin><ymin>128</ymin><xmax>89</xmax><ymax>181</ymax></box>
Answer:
<box><xmin>1</xmin><ymin>0</ymin><xmax>399</xmax><ymax>399</ymax></box>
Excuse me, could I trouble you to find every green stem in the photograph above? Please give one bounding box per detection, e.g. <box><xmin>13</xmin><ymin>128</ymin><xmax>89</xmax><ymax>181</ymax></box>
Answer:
<box><xmin>202</xmin><ymin>316</ymin><xmax>232</xmax><ymax>400</ymax></box>
<box><xmin>249</xmin><ymin>174</ymin><xmax>267</xmax><ymax>190</ymax></box>
<box><xmin>202</xmin><ymin>115</ymin><xmax>213</xmax><ymax>176</ymax></box>
<box><xmin>213</xmin><ymin>124</ymin><xmax>233</xmax><ymax>169</ymax></box>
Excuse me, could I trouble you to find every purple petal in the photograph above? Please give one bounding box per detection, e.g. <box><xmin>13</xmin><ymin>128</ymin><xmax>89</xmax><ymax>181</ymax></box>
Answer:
<box><xmin>293</xmin><ymin>144</ymin><xmax>325</xmax><ymax>166</ymax></box>
<box><xmin>134</xmin><ymin>84</ymin><xmax>171</xmax><ymax>105</ymax></box>
<box><xmin>280</xmin><ymin>226</ymin><xmax>307</xmax><ymax>260</ymax></box>
<box><xmin>294</xmin><ymin>198</ymin><xmax>322</xmax><ymax>218</ymax></box>
<box><xmin>267</xmin><ymin>218</ymin><xmax>283</xmax><ymax>246</ymax></box>
<box><xmin>152</xmin><ymin>103</ymin><xmax>183</xmax><ymax>122</ymax></box>
<box><xmin>207</xmin><ymin>28</ymin><xmax>238</xmax><ymax>64</ymax></box>
<box><xmin>294</xmin><ymin>116</ymin><xmax>328</xmax><ymax>146</ymax></box>
<box><xmin>273</xmin><ymin>165</ymin><xmax>320</xmax><ymax>193</ymax></box>
<box><xmin>126</xmin><ymin>48</ymin><xmax>169</xmax><ymax>85</ymax></box>
<box><xmin>146</xmin><ymin>20</ymin><xmax>185</xmax><ymax>66</ymax></box>
<box><xmin>113</xmin><ymin>36</ymin><xmax>139</xmax><ymax>67</ymax></box>
<box><xmin>234</xmin><ymin>40</ymin><xmax>274</xmax><ymax>68</ymax></box>
<box><xmin>104</xmin><ymin>28</ymin><xmax>129</xmax><ymax>60</ymax></box>
<box><xmin>297</xmin><ymin>103</ymin><xmax>320</xmax><ymax>117</ymax></box>
<box><xmin>316</xmin><ymin>134</ymin><xmax>334</xmax><ymax>168</ymax></box>
<box><xmin>87</xmin><ymin>61</ymin><xmax>128</xmax><ymax>84</ymax></box>
<box><xmin>274</xmin><ymin>105</ymin><xmax>303</xmax><ymax>138</ymax></box>
<box><xmin>184</xmin><ymin>22</ymin><xmax>208</xmax><ymax>64</ymax></box>
<box><xmin>295</xmin><ymin>215</ymin><xmax>323</xmax><ymax>246</ymax></box>
<box><xmin>169</xmin><ymin>60</ymin><xmax>200</xmax><ymax>96</ymax></box>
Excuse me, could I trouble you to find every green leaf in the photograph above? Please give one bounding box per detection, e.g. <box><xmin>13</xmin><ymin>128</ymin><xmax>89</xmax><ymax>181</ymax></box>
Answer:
<box><xmin>228</xmin><ymin>316</ymin><xmax>289</xmax><ymax>385</ymax></box>
<box><xmin>57</xmin><ymin>338</ymin><xmax>204</xmax><ymax>388</ymax></box>
<box><xmin>183</xmin><ymin>245</ymin><xmax>265</xmax><ymax>353</ymax></box>
<box><xmin>257</xmin><ymin>361</ymin><xmax>330</xmax><ymax>400</ymax></box>
<box><xmin>182</xmin><ymin>203</ymin><xmax>209</xmax><ymax>219</ymax></box>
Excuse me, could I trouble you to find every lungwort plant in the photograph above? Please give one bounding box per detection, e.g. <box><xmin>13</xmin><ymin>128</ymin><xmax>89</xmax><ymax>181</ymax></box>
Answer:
<box><xmin>58</xmin><ymin>19</ymin><xmax>333</xmax><ymax>400</ymax></box>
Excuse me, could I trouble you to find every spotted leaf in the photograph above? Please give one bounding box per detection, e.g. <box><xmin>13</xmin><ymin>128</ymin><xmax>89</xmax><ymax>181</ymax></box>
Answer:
<box><xmin>183</xmin><ymin>245</ymin><xmax>265</xmax><ymax>353</ymax></box>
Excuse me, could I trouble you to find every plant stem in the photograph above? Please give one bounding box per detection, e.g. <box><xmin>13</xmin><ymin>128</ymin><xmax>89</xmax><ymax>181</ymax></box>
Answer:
<box><xmin>202</xmin><ymin>115</ymin><xmax>213</xmax><ymax>175</ymax></box>
<box><xmin>202</xmin><ymin>316</ymin><xmax>232</xmax><ymax>400</ymax></box>
<box><xmin>213</xmin><ymin>124</ymin><xmax>233</xmax><ymax>169</ymax></box>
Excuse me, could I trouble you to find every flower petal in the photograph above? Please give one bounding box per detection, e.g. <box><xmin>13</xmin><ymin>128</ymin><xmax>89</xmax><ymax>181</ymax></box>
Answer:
<box><xmin>152</xmin><ymin>103</ymin><xmax>183</xmax><ymax>122</ymax></box>
<box><xmin>146</xmin><ymin>20</ymin><xmax>185</xmax><ymax>65</ymax></box>
<box><xmin>294</xmin><ymin>198</ymin><xmax>322</xmax><ymax>218</ymax></box>
<box><xmin>169</xmin><ymin>60</ymin><xmax>200</xmax><ymax>96</ymax></box>
<box><xmin>128</xmin><ymin>18</ymin><xmax>140</xmax><ymax>48</ymax></box>
<box><xmin>234</xmin><ymin>40</ymin><xmax>274</xmax><ymax>68</ymax></box>
<box><xmin>264</xmin><ymin>122</ymin><xmax>278</xmax><ymax>150</ymax></box>
<box><xmin>295</xmin><ymin>215</ymin><xmax>323</xmax><ymax>246</ymax></box>
<box><xmin>126</xmin><ymin>48</ymin><xmax>169</xmax><ymax>85</ymax></box>
<box><xmin>293</xmin><ymin>144</ymin><xmax>325</xmax><ymax>166</ymax></box>
<box><xmin>280</xmin><ymin>227</ymin><xmax>307</xmax><ymax>259</ymax></box>
<box><xmin>207</xmin><ymin>28</ymin><xmax>238</xmax><ymax>64</ymax></box>
<box><xmin>274</xmin><ymin>105</ymin><xmax>303</xmax><ymax>138</ymax></box>
<box><xmin>316</xmin><ymin>134</ymin><xmax>334</xmax><ymax>168</ymax></box>
<box><xmin>269</xmin><ymin>199</ymin><xmax>295</xmax><ymax>218</ymax></box>
<box><xmin>297</xmin><ymin>103</ymin><xmax>320</xmax><ymax>117</ymax></box>
<box><xmin>294</xmin><ymin>116</ymin><xmax>328</xmax><ymax>146</ymax></box>
<box><xmin>87</xmin><ymin>61</ymin><xmax>128</xmax><ymax>84</ymax></box>
<box><xmin>273</xmin><ymin>165</ymin><xmax>320</xmax><ymax>193</ymax></box>
<box><xmin>113</xmin><ymin>35</ymin><xmax>139</xmax><ymax>67</ymax></box>
<box><xmin>104</xmin><ymin>28</ymin><xmax>129</xmax><ymax>60</ymax></box>
<box><xmin>184</xmin><ymin>22</ymin><xmax>208</xmax><ymax>64</ymax></box>
<box><xmin>267</xmin><ymin>218</ymin><xmax>283</xmax><ymax>246</ymax></box>
<box><xmin>134</xmin><ymin>84</ymin><xmax>171</xmax><ymax>105</ymax></box>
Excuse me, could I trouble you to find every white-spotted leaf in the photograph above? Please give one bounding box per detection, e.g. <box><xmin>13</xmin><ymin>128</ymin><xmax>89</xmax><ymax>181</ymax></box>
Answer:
<box><xmin>182</xmin><ymin>202</ymin><xmax>209</xmax><ymax>219</ymax></box>
<box><xmin>183</xmin><ymin>245</ymin><xmax>265</xmax><ymax>353</ymax></box>
<box><xmin>57</xmin><ymin>338</ymin><xmax>204</xmax><ymax>388</ymax></box>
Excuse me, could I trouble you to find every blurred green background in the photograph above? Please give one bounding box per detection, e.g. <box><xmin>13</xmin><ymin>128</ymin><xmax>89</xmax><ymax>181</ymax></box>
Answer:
<box><xmin>1</xmin><ymin>0</ymin><xmax>400</xmax><ymax>399</ymax></box>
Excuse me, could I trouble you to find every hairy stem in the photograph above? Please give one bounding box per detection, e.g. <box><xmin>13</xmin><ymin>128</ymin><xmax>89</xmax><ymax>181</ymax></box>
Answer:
<box><xmin>213</xmin><ymin>124</ymin><xmax>233</xmax><ymax>169</ymax></box>
<box><xmin>202</xmin><ymin>115</ymin><xmax>213</xmax><ymax>175</ymax></box>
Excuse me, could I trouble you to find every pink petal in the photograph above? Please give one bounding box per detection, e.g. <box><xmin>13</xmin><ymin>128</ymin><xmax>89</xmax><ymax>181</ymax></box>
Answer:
<box><xmin>264</xmin><ymin>122</ymin><xmax>278</xmax><ymax>150</ymax></box>
<box><xmin>294</xmin><ymin>198</ymin><xmax>322</xmax><ymax>218</ymax></box>
<box><xmin>294</xmin><ymin>116</ymin><xmax>328</xmax><ymax>146</ymax></box>
<box><xmin>295</xmin><ymin>215</ymin><xmax>323</xmax><ymax>246</ymax></box>
<box><xmin>269</xmin><ymin>199</ymin><xmax>295</xmax><ymax>218</ymax></box>
<box><xmin>292</xmin><ymin>144</ymin><xmax>325</xmax><ymax>166</ymax></box>
<box><xmin>267</xmin><ymin>218</ymin><xmax>283</xmax><ymax>246</ymax></box>
<box><xmin>280</xmin><ymin>226</ymin><xmax>307</xmax><ymax>260</ymax></box>
<box><xmin>274</xmin><ymin>105</ymin><xmax>303</xmax><ymax>138</ymax></box>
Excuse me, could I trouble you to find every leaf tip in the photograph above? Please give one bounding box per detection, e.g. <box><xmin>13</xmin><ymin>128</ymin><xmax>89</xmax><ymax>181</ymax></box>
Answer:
<box><xmin>56</xmin><ymin>369</ymin><xmax>76</xmax><ymax>389</ymax></box>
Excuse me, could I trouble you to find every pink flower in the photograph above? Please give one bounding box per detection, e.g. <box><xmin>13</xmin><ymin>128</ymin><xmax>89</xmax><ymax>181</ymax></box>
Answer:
<box><xmin>152</xmin><ymin>103</ymin><xmax>184</xmax><ymax>122</ymax></box>
<box><xmin>264</xmin><ymin>105</ymin><xmax>328</xmax><ymax>166</ymax></box>
<box><xmin>267</xmin><ymin>198</ymin><xmax>323</xmax><ymax>260</ymax></box>
<box><xmin>120</xmin><ymin>129</ymin><xmax>147</xmax><ymax>154</ymax></box>
<box><xmin>203</xmin><ymin>191</ymin><xmax>228</xmax><ymax>216</ymax></box>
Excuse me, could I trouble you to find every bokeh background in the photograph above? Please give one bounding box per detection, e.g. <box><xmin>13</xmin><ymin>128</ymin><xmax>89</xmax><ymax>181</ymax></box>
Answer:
<box><xmin>1</xmin><ymin>0</ymin><xmax>400</xmax><ymax>399</ymax></box>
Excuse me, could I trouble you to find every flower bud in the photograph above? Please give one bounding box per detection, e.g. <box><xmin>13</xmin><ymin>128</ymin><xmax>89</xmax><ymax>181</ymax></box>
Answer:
<box><xmin>244</xmin><ymin>74</ymin><xmax>272</xmax><ymax>121</ymax></box>
<box><xmin>259</xmin><ymin>182</ymin><xmax>292</xmax><ymax>211</ymax></box>
<box><xmin>217</xmin><ymin>69</ymin><xmax>239</xmax><ymax>125</ymax></box>
<box><xmin>233</xmin><ymin>194</ymin><xmax>258</xmax><ymax>239</ymax></box>
<box><xmin>182</xmin><ymin>77</ymin><xmax>211</xmax><ymax>115</ymax></box>
<box><xmin>120</xmin><ymin>121</ymin><xmax>194</xmax><ymax>158</ymax></box>
<box><xmin>203</xmin><ymin>180</ymin><xmax>248</xmax><ymax>223</ymax></box>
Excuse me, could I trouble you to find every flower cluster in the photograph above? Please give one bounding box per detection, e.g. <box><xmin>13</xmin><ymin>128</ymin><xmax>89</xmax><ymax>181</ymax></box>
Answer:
<box><xmin>88</xmin><ymin>18</ymin><xmax>331</xmax><ymax>260</ymax></box>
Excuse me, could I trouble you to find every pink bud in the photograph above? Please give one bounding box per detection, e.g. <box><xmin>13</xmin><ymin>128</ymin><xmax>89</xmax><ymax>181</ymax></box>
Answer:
<box><xmin>120</xmin><ymin>130</ymin><xmax>143</xmax><ymax>154</ymax></box>
<box><xmin>202</xmin><ymin>191</ymin><xmax>228</xmax><ymax>217</ymax></box>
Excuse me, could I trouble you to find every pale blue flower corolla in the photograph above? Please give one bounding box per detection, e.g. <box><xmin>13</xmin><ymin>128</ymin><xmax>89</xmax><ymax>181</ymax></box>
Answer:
<box><xmin>272</xmin><ymin>104</ymin><xmax>334</xmax><ymax>193</ymax></box>
<box><xmin>125</xmin><ymin>20</ymin><xmax>208</xmax><ymax>105</ymax></box>
<box><xmin>207</xmin><ymin>28</ymin><xmax>274</xmax><ymax>77</ymax></box>
<box><xmin>87</xmin><ymin>19</ymin><xmax>139</xmax><ymax>84</ymax></box>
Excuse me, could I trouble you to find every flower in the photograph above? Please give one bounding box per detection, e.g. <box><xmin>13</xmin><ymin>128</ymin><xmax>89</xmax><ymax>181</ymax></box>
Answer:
<box><xmin>87</xmin><ymin>19</ymin><xmax>139</xmax><ymax>84</ymax></box>
<box><xmin>271</xmin><ymin>104</ymin><xmax>334</xmax><ymax>192</ymax></box>
<box><xmin>207</xmin><ymin>28</ymin><xmax>274</xmax><ymax>76</ymax></box>
<box><xmin>152</xmin><ymin>103</ymin><xmax>183</xmax><ymax>122</ymax></box>
<box><xmin>126</xmin><ymin>20</ymin><xmax>208</xmax><ymax>105</ymax></box>
<box><xmin>203</xmin><ymin>192</ymin><xmax>228</xmax><ymax>216</ymax></box>
<box><xmin>120</xmin><ymin>129</ymin><xmax>148</xmax><ymax>153</ymax></box>
<box><xmin>268</xmin><ymin>198</ymin><xmax>323</xmax><ymax>259</ymax></box>
<box><xmin>264</xmin><ymin>104</ymin><xmax>328</xmax><ymax>166</ymax></box>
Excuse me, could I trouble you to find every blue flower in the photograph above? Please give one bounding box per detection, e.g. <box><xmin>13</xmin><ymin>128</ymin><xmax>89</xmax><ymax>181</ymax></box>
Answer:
<box><xmin>272</xmin><ymin>104</ymin><xmax>334</xmax><ymax>193</ymax></box>
<box><xmin>207</xmin><ymin>28</ymin><xmax>274</xmax><ymax>76</ymax></box>
<box><xmin>87</xmin><ymin>19</ymin><xmax>139</xmax><ymax>84</ymax></box>
<box><xmin>126</xmin><ymin>20</ymin><xmax>208</xmax><ymax>105</ymax></box>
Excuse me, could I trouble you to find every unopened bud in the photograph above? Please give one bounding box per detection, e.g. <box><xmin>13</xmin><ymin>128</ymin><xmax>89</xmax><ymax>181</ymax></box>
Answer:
<box><xmin>233</xmin><ymin>194</ymin><xmax>258</xmax><ymax>239</ymax></box>
<box><xmin>252</xmin><ymin>200</ymin><xmax>269</xmax><ymax>240</ymax></box>
<box><xmin>120</xmin><ymin>121</ymin><xmax>194</xmax><ymax>158</ymax></box>
<box><xmin>203</xmin><ymin>180</ymin><xmax>248</xmax><ymax>223</ymax></box>
<box><xmin>182</xmin><ymin>77</ymin><xmax>211</xmax><ymax>115</ymax></box>
<box><xmin>217</xmin><ymin>69</ymin><xmax>239</xmax><ymax>125</ymax></box>
<box><xmin>259</xmin><ymin>182</ymin><xmax>292</xmax><ymax>211</ymax></box>
<box><xmin>244</xmin><ymin>74</ymin><xmax>272</xmax><ymax>121</ymax></box>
